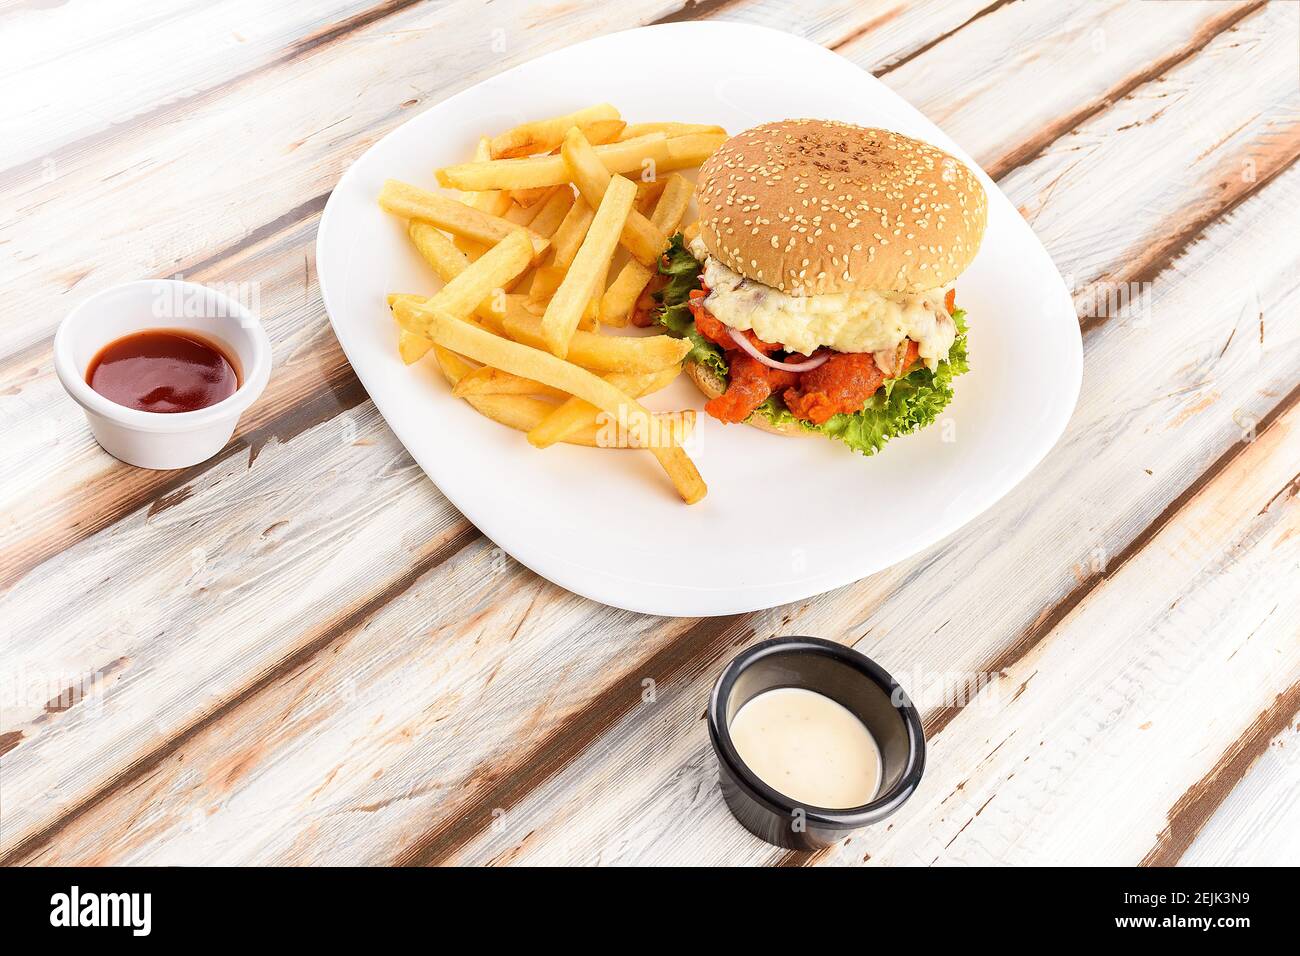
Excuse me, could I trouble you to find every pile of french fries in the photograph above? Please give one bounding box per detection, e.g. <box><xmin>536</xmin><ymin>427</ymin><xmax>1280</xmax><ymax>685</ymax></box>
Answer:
<box><xmin>378</xmin><ymin>104</ymin><xmax>726</xmax><ymax>504</ymax></box>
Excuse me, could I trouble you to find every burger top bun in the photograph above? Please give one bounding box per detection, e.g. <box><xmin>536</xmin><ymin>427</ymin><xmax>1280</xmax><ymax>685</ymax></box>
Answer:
<box><xmin>695</xmin><ymin>119</ymin><xmax>987</xmax><ymax>296</ymax></box>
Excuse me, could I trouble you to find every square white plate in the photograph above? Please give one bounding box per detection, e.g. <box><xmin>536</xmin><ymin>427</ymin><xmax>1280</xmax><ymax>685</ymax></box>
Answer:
<box><xmin>316</xmin><ymin>22</ymin><xmax>1082</xmax><ymax>617</ymax></box>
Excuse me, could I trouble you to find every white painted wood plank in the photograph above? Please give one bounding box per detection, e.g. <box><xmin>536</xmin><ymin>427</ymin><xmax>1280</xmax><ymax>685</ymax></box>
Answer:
<box><xmin>860</xmin><ymin>0</ymin><xmax>1264</xmax><ymax>175</ymax></box>
<box><xmin>6</xmin><ymin>519</ymin><xmax>704</xmax><ymax>863</ymax></box>
<box><xmin>996</xmin><ymin>1</ymin><xmax>1298</xmax><ymax>291</ymax></box>
<box><xmin>1</xmin><ymin>397</ymin><xmax>466</xmax><ymax>855</ymax></box>
<box><xmin>1179</xmin><ymin>723</ymin><xmax>1300</xmax><ymax>867</ymax></box>
<box><xmin>0</xmin><ymin>0</ymin><xmax>380</xmax><ymax>166</ymax></box>
<box><xmin>848</xmin><ymin>420</ymin><xmax>1299</xmax><ymax>866</ymax></box>
<box><xmin>1</xmin><ymin>215</ymin><xmax>355</xmax><ymax>581</ymax></box>
<box><xmin>706</xmin><ymin>0</ymin><xmax>990</xmax><ymax>69</ymax></box>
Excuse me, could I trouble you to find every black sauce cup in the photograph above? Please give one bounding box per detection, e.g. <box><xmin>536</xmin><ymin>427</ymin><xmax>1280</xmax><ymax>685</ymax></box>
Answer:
<box><xmin>707</xmin><ymin>636</ymin><xmax>926</xmax><ymax>850</ymax></box>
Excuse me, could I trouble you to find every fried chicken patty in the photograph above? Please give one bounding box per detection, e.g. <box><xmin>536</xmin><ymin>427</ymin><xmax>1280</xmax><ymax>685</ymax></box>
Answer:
<box><xmin>689</xmin><ymin>287</ymin><xmax>926</xmax><ymax>426</ymax></box>
<box><xmin>783</xmin><ymin>341</ymin><xmax>920</xmax><ymax>425</ymax></box>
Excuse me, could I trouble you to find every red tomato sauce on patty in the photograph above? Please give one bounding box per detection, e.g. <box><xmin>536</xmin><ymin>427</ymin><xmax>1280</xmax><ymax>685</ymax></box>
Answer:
<box><xmin>689</xmin><ymin>284</ymin><xmax>935</xmax><ymax>426</ymax></box>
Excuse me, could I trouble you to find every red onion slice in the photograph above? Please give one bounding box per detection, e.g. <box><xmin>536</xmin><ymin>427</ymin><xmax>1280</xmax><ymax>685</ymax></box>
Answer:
<box><xmin>727</xmin><ymin>327</ymin><xmax>830</xmax><ymax>372</ymax></box>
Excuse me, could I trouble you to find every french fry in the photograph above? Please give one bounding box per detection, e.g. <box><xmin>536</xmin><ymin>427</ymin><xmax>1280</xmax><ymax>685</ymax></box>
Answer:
<box><xmin>430</xmin><ymin>337</ymin><xmax>478</xmax><ymax>386</ymax></box>
<box><xmin>389</xmin><ymin>291</ymin><xmax>481</xmax><ymax>365</ymax></box>
<box><xmin>388</xmin><ymin>292</ymin><xmax>426</xmax><ymax>310</ymax></box>
<box><xmin>529</xmin><ymin>197</ymin><xmax>594</xmax><ymax>303</ymax></box>
<box><xmin>467</xmin><ymin>152</ymin><xmax>513</xmax><ymax>225</ymax></box>
<box><xmin>562</xmin><ymin>127</ymin><xmax>667</xmax><ymax>267</ymax></box>
<box><xmin>498</xmin><ymin>196</ymin><xmax>553</xmax><ymax>289</ymax></box>
<box><xmin>503</xmin><ymin>191</ymin><xmax>553</xmax><ymax>225</ymax></box>
<box><xmin>507</xmin><ymin>120</ymin><xmax>627</xmax><ymax>208</ymax></box>
<box><xmin>423</xmin><ymin>310</ymin><xmax>706</xmax><ymax>503</ymax></box>
<box><xmin>580</xmin><ymin>118</ymin><xmax>629</xmax><ymax>147</ymax></box>
<box><xmin>601</xmin><ymin>267</ymin><xmax>652</xmax><ymax>329</ymax></box>
<box><xmin>503</xmin><ymin>309</ymin><xmax>689</xmax><ymax>373</ymax></box>
<box><xmin>601</xmin><ymin>173</ymin><xmax>693</xmax><ymax>326</ymax></box>
<box><xmin>395</xmin><ymin>229</ymin><xmax>534</xmax><ymax>338</ymax></box>
<box><xmin>630</xmin><ymin>363</ymin><xmax>681</xmax><ymax>397</ymax></box>
<box><xmin>452</xmin><ymin>365</ymin><xmax>569</xmax><ymax>401</ymax></box>
<box><xmin>579</xmin><ymin>260</ymin><xmax>610</xmax><ymax>330</ymax></box>
<box><xmin>452</xmin><ymin>138</ymin><xmax>510</xmax><ymax>257</ymax></box>
<box><xmin>509</xmin><ymin>186</ymin><xmax>553</xmax><ymax>208</ymax></box>
<box><xmin>642</xmin><ymin>363</ymin><xmax>684</xmax><ymax>396</ymax></box>
<box><xmin>436</xmin><ymin>133</ymin><xmax>670</xmax><ymax>191</ymax></box>
<box><xmin>466</xmin><ymin>139</ymin><xmax>513</xmax><ymax>211</ymax></box>
<box><xmin>549</xmin><ymin>198</ymin><xmax>596</xmax><ymax>261</ymax></box>
<box><xmin>379</xmin><ymin>180</ymin><xmax>549</xmax><ymax>256</ymax></box>
<box><xmin>390</xmin><ymin>290</ymin><xmax>493</xmax><ymax>334</ymax></box>
<box><xmin>406</xmin><ymin>224</ymin><xmax>471</xmax><ymax>285</ymax></box>
<box><xmin>389</xmin><ymin>294</ymin><xmax>492</xmax><ymax>365</ymax></box>
<box><xmin>406</xmin><ymin>222</ymin><xmax>509</xmax><ymax>330</ymax></box>
<box><xmin>398</xmin><ymin>327</ymin><xmax>434</xmax><ymax>364</ymax></box>
<box><xmin>529</xmin><ymin>187</ymin><xmax>577</xmax><ymax>239</ymax></box>
<box><xmin>661</xmin><ymin>131</ymin><xmax>728</xmax><ymax>171</ymax></box>
<box><xmin>647</xmin><ymin>174</ymin><xmax>693</xmax><ymax>232</ymax></box>
<box><xmin>397</xmin><ymin>307</ymin><xmax>483</xmax><ymax>392</ymax></box>
<box><xmin>466</xmin><ymin>394</ymin><xmax>691</xmax><ymax>448</ymax></box>
<box><xmin>506</xmin><ymin>188</ymin><xmax>574</xmax><ymax>292</ymax></box>
<box><xmin>635</xmin><ymin>177</ymin><xmax>667</xmax><ymax>214</ymax></box>
<box><xmin>540</xmin><ymin>174</ymin><xmax>636</xmax><ymax>356</ymax></box>
<box><xmin>528</xmin><ymin>265</ymin><xmax>566</xmax><ymax>304</ymax></box>
<box><xmin>489</xmin><ymin>103</ymin><xmax>620</xmax><ymax>159</ymax></box>
<box><xmin>526</xmin><ymin>367</ymin><xmax>678</xmax><ymax>448</ymax></box>
<box><xmin>430</xmin><ymin>348</ymin><xmax>652</xmax><ymax>447</ymax></box>
<box><xmin>619</xmin><ymin>122</ymin><xmax>727</xmax><ymax>140</ymax></box>
<box><xmin>516</xmin><ymin>294</ymin><xmax>545</xmax><ymax>316</ymax></box>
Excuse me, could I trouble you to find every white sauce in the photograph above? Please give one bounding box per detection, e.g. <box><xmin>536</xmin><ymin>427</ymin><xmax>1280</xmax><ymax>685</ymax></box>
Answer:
<box><xmin>689</xmin><ymin>237</ymin><xmax>955</xmax><ymax>369</ymax></box>
<box><xmin>728</xmin><ymin>687</ymin><xmax>882</xmax><ymax>809</ymax></box>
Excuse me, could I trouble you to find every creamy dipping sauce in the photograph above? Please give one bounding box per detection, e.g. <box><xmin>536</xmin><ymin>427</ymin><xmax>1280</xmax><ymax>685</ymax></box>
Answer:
<box><xmin>728</xmin><ymin>687</ymin><xmax>882</xmax><ymax>809</ymax></box>
<box><xmin>688</xmin><ymin>237</ymin><xmax>955</xmax><ymax>369</ymax></box>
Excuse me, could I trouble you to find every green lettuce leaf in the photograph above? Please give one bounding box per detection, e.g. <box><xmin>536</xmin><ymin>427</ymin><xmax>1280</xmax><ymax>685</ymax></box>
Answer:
<box><xmin>653</xmin><ymin>234</ymin><xmax>728</xmax><ymax>379</ymax></box>
<box><xmin>759</xmin><ymin>309</ymin><xmax>969</xmax><ymax>455</ymax></box>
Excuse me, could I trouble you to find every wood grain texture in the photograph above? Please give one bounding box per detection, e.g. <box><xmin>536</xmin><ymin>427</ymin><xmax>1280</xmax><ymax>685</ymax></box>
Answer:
<box><xmin>863</xmin><ymin>0</ymin><xmax>1267</xmax><ymax>178</ymax></box>
<box><xmin>2</xmin><ymin>0</ymin><xmax>1297</xmax><ymax>866</ymax></box>
<box><xmin>1142</xmin><ymin>681</ymin><xmax>1300</xmax><ymax>867</ymax></box>
<box><xmin>1177</xmin><ymin>716</ymin><xmax>1300</xmax><ymax>867</ymax></box>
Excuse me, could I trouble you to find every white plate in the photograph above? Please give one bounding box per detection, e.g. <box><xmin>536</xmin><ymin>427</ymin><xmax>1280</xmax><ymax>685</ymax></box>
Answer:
<box><xmin>316</xmin><ymin>22</ymin><xmax>1082</xmax><ymax>617</ymax></box>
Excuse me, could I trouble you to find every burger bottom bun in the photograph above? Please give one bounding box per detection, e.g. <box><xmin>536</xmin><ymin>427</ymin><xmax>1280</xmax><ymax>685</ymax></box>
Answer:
<box><xmin>684</xmin><ymin>360</ymin><xmax>808</xmax><ymax>438</ymax></box>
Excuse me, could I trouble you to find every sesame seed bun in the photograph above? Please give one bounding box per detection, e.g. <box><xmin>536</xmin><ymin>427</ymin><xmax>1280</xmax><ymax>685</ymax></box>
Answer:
<box><xmin>684</xmin><ymin>361</ymin><xmax>807</xmax><ymax>438</ymax></box>
<box><xmin>695</xmin><ymin>119</ymin><xmax>987</xmax><ymax>295</ymax></box>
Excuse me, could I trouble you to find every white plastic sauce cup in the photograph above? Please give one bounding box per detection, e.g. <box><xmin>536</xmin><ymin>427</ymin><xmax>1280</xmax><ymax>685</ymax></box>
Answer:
<box><xmin>54</xmin><ymin>279</ymin><xmax>272</xmax><ymax>470</ymax></box>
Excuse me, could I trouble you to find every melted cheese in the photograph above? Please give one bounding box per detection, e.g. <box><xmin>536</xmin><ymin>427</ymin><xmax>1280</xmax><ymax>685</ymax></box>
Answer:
<box><xmin>690</xmin><ymin>237</ymin><xmax>956</xmax><ymax>369</ymax></box>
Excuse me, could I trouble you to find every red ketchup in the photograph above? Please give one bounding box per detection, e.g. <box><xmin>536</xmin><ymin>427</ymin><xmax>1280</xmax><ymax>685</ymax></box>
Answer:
<box><xmin>86</xmin><ymin>329</ymin><xmax>239</xmax><ymax>413</ymax></box>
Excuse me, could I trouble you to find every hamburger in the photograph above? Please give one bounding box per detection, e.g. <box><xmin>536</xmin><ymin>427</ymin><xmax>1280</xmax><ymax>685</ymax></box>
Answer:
<box><xmin>653</xmin><ymin>119</ymin><xmax>986</xmax><ymax>454</ymax></box>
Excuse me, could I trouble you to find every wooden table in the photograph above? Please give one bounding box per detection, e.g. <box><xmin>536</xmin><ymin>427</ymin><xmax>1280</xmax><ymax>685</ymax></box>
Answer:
<box><xmin>3</xmin><ymin>0</ymin><xmax>1297</xmax><ymax>867</ymax></box>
